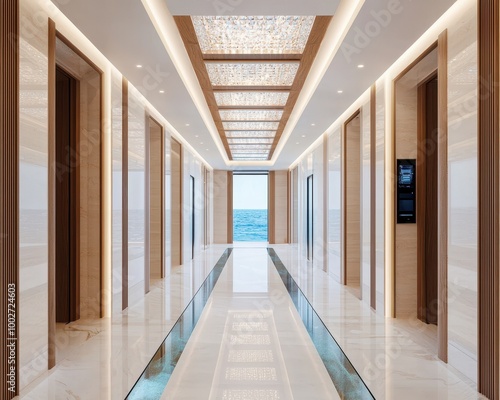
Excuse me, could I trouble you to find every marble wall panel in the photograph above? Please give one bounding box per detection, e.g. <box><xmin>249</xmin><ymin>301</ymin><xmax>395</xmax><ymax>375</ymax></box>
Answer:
<box><xmin>447</xmin><ymin>1</ymin><xmax>478</xmax><ymax>382</ymax></box>
<box><xmin>19</xmin><ymin>0</ymin><xmax>49</xmax><ymax>388</ymax></box>
<box><xmin>328</xmin><ymin>128</ymin><xmax>342</xmax><ymax>283</ymax></box>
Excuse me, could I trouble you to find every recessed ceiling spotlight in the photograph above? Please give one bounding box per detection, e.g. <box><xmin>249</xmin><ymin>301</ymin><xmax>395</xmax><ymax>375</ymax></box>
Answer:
<box><xmin>195</xmin><ymin>135</ymin><xmax>199</xmax><ymax>138</ymax></box>
<box><xmin>186</xmin><ymin>123</ymin><xmax>190</xmax><ymax>127</ymax></box>
<box><xmin>206</xmin><ymin>149</ymin><xmax>209</xmax><ymax>151</ymax></box>
<box><xmin>159</xmin><ymin>90</ymin><xmax>165</xmax><ymax>94</ymax></box>
<box><xmin>136</xmin><ymin>64</ymin><xmax>143</xmax><ymax>68</ymax></box>
<box><xmin>200</xmin><ymin>142</ymin><xmax>204</xmax><ymax>145</ymax></box>
<box><xmin>311</xmin><ymin>123</ymin><xmax>316</xmax><ymax>127</ymax></box>
<box><xmin>302</xmin><ymin>135</ymin><xmax>306</xmax><ymax>138</ymax></box>
<box><xmin>337</xmin><ymin>90</ymin><xmax>343</xmax><ymax>93</ymax></box>
<box><xmin>357</xmin><ymin>64</ymin><xmax>364</xmax><ymax>69</ymax></box>
<box><xmin>296</xmin><ymin>142</ymin><xmax>300</xmax><ymax>145</ymax></box>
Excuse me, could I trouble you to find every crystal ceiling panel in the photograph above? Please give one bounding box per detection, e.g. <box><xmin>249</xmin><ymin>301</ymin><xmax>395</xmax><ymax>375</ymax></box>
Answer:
<box><xmin>227</xmin><ymin>138</ymin><xmax>274</xmax><ymax>144</ymax></box>
<box><xmin>219</xmin><ymin>109</ymin><xmax>283</xmax><ymax>121</ymax></box>
<box><xmin>232</xmin><ymin>157</ymin><xmax>269</xmax><ymax>161</ymax></box>
<box><xmin>206</xmin><ymin>62</ymin><xmax>299</xmax><ymax>87</ymax></box>
<box><xmin>223</xmin><ymin>122</ymin><xmax>280</xmax><ymax>131</ymax></box>
<box><xmin>225</xmin><ymin>131</ymin><xmax>276</xmax><ymax>138</ymax></box>
<box><xmin>230</xmin><ymin>144</ymin><xmax>272</xmax><ymax>151</ymax></box>
<box><xmin>192</xmin><ymin>16</ymin><xmax>315</xmax><ymax>55</ymax></box>
<box><xmin>231</xmin><ymin>149</ymin><xmax>269</xmax><ymax>155</ymax></box>
<box><xmin>214</xmin><ymin>91</ymin><xmax>290</xmax><ymax>107</ymax></box>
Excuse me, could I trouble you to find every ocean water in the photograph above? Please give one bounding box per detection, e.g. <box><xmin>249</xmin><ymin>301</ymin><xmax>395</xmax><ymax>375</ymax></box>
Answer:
<box><xmin>233</xmin><ymin>209</ymin><xmax>268</xmax><ymax>242</ymax></box>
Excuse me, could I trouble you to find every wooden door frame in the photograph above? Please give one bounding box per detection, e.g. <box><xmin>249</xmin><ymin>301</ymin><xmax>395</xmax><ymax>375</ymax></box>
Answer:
<box><xmin>48</xmin><ymin>20</ymin><xmax>104</xmax><ymax>368</ymax></box>
<box><xmin>145</xmin><ymin>115</ymin><xmax>165</xmax><ymax>294</ymax></box>
<box><xmin>342</xmin><ymin>109</ymin><xmax>361</xmax><ymax>286</ymax></box>
<box><xmin>391</xmin><ymin>35</ymin><xmax>447</xmax><ymax>362</ymax></box>
<box><xmin>170</xmin><ymin>137</ymin><xmax>183</xmax><ymax>266</ymax></box>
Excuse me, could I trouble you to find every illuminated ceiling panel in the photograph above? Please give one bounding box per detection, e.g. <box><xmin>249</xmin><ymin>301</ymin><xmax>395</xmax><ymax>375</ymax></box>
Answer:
<box><xmin>225</xmin><ymin>131</ymin><xmax>276</xmax><ymax>138</ymax></box>
<box><xmin>219</xmin><ymin>109</ymin><xmax>283</xmax><ymax>121</ymax></box>
<box><xmin>175</xmin><ymin>14</ymin><xmax>332</xmax><ymax>162</ymax></box>
<box><xmin>227</xmin><ymin>138</ymin><xmax>274</xmax><ymax>144</ymax></box>
<box><xmin>192</xmin><ymin>16</ymin><xmax>315</xmax><ymax>55</ymax></box>
<box><xmin>232</xmin><ymin>156</ymin><xmax>269</xmax><ymax>161</ymax></box>
<box><xmin>223</xmin><ymin>121</ymin><xmax>280</xmax><ymax>131</ymax></box>
<box><xmin>231</xmin><ymin>149</ymin><xmax>270</xmax><ymax>153</ymax></box>
<box><xmin>230</xmin><ymin>144</ymin><xmax>272</xmax><ymax>150</ymax></box>
<box><xmin>214</xmin><ymin>91</ymin><xmax>290</xmax><ymax>107</ymax></box>
<box><xmin>206</xmin><ymin>62</ymin><xmax>299</xmax><ymax>87</ymax></box>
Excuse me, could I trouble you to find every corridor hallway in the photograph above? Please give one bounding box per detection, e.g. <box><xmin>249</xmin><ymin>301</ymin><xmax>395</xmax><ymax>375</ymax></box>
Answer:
<box><xmin>20</xmin><ymin>246</ymin><xmax>484</xmax><ymax>400</ymax></box>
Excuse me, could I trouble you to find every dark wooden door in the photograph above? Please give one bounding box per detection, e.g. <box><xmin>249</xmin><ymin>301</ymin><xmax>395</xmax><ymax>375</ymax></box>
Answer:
<box><xmin>424</xmin><ymin>77</ymin><xmax>439</xmax><ymax>325</ymax></box>
<box><xmin>55</xmin><ymin>66</ymin><xmax>79</xmax><ymax>323</ymax></box>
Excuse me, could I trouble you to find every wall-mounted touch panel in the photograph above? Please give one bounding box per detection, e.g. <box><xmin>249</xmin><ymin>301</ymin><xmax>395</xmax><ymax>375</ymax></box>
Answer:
<box><xmin>397</xmin><ymin>159</ymin><xmax>416</xmax><ymax>223</ymax></box>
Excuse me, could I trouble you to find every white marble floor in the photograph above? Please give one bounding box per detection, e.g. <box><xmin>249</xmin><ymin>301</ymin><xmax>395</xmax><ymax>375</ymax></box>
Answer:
<box><xmin>19</xmin><ymin>246</ymin><xmax>229</xmax><ymax>400</ymax></box>
<box><xmin>18</xmin><ymin>244</ymin><xmax>486</xmax><ymax>399</ymax></box>
<box><xmin>161</xmin><ymin>247</ymin><xmax>339</xmax><ymax>400</ymax></box>
<box><xmin>271</xmin><ymin>245</ymin><xmax>485</xmax><ymax>400</ymax></box>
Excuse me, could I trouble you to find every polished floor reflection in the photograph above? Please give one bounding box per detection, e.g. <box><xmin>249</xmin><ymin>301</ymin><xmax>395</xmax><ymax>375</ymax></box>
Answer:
<box><xmin>161</xmin><ymin>247</ymin><xmax>339</xmax><ymax>399</ymax></box>
<box><xmin>19</xmin><ymin>244</ymin><xmax>485</xmax><ymax>400</ymax></box>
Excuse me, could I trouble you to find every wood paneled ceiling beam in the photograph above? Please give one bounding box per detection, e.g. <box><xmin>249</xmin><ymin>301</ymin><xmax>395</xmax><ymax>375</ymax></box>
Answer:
<box><xmin>175</xmin><ymin>15</ymin><xmax>333</xmax><ymax>161</ymax></box>
<box><xmin>268</xmin><ymin>16</ymin><xmax>332</xmax><ymax>158</ymax></box>
<box><xmin>174</xmin><ymin>16</ymin><xmax>233</xmax><ymax>159</ymax></box>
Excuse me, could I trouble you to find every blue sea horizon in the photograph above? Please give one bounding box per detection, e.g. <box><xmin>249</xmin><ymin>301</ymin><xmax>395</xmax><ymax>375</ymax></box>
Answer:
<box><xmin>233</xmin><ymin>209</ymin><xmax>268</xmax><ymax>242</ymax></box>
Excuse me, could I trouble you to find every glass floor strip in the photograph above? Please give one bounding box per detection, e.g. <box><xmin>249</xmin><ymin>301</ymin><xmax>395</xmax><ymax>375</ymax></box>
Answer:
<box><xmin>126</xmin><ymin>248</ymin><xmax>233</xmax><ymax>399</ymax></box>
<box><xmin>267</xmin><ymin>248</ymin><xmax>376</xmax><ymax>400</ymax></box>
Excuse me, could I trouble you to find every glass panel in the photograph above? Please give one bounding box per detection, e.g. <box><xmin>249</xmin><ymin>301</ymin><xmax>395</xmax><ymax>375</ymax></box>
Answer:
<box><xmin>206</xmin><ymin>62</ymin><xmax>299</xmax><ymax>87</ymax></box>
<box><xmin>215</xmin><ymin>91</ymin><xmax>289</xmax><ymax>107</ymax></box>
<box><xmin>267</xmin><ymin>249</ymin><xmax>375</xmax><ymax>400</ymax></box>
<box><xmin>220</xmin><ymin>109</ymin><xmax>283</xmax><ymax>121</ymax></box>
<box><xmin>223</xmin><ymin>121</ymin><xmax>280</xmax><ymax>131</ymax></box>
<box><xmin>126</xmin><ymin>250</ymin><xmax>233</xmax><ymax>399</ymax></box>
<box><xmin>192</xmin><ymin>16</ymin><xmax>315</xmax><ymax>55</ymax></box>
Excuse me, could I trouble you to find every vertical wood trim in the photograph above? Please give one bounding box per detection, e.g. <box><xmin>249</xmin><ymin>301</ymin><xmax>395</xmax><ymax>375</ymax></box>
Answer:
<box><xmin>74</xmin><ymin>80</ymin><xmax>81</xmax><ymax>320</ymax></box>
<box><xmin>1</xmin><ymin>0</ymin><xmax>19</xmax><ymax>396</ymax></box>
<box><xmin>269</xmin><ymin>172</ymin><xmax>276</xmax><ymax>244</ymax></box>
<box><xmin>121</xmin><ymin>78</ymin><xmax>129</xmax><ymax>310</ymax></box>
<box><xmin>47</xmin><ymin>18</ymin><xmax>56</xmax><ymax>369</ymax></box>
<box><xmin>227</xmin><ymin>172</ymin><xmax>233</xmax><ymax>243</ymax></box>
<box><xmin>99</xmin><ymin>54</ymin><xmax>104</xmax><ymax>319</ymax></box>
<box><xmin>343</xmin><ymin>111</ymin><xmax>361</xmax><ymax>287</ymax></box>
<box><xmin>437</xmin><ymin>30</ymin><xmax>448</xmax><ymax>363</ymax></box>
<box><xmin>323</xmin><ymin>135</ymin><xmax>329</xmax><ymax>272</ymax></box>
<box><xmin>370</xmin><ymin>85</ymin><xmax>377</xmax><ymax>310</ymax></box>
<box><xmin>478</xmin><ymin>0</ymin><xmax>499</xmax><ymax>397</ymax></box>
